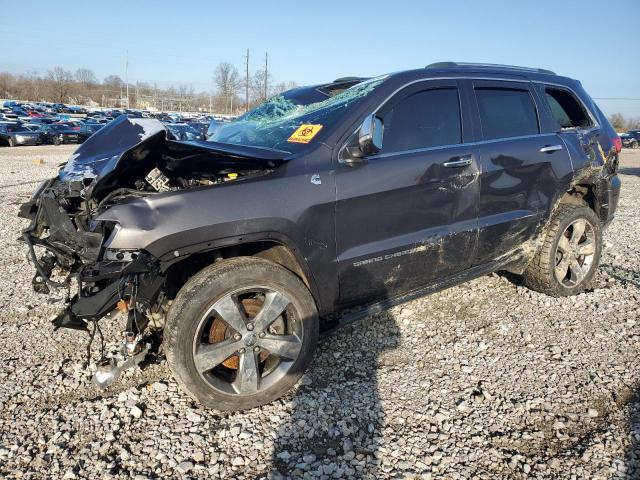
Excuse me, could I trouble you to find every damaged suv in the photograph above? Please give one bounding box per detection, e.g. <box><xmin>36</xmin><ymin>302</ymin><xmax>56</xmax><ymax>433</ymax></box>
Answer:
<box><xmin>20</xmin><ymin>63</ymin><xmax>621</xmax><ymax>410</ymax></box>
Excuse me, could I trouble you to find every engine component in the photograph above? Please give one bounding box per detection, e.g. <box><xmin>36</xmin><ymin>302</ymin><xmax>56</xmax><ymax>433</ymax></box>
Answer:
<box><xmin>145</xmin><ymin>167</ymin><xmax>172</xmax><ymax>192</ymax></box>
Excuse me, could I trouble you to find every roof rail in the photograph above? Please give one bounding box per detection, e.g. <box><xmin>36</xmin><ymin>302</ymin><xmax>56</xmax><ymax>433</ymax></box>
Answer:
<box><xmin>425</xmin><ymin>62</ymin><xmax>556</xmax><ymax>75</ymax></box>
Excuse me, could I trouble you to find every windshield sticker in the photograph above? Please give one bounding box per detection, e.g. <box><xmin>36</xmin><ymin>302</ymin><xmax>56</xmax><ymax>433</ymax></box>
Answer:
<box><xmin>287</xmin><ymin>124</ymin><xmax>323</xmax><ymax>144</ymax></box>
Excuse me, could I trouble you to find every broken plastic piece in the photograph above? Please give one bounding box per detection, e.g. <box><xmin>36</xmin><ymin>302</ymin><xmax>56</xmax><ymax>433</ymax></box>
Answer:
<box><xmin>93</xmin><ymin>343</ymin><xmax>150</xmax><ymax>388</ymax></box>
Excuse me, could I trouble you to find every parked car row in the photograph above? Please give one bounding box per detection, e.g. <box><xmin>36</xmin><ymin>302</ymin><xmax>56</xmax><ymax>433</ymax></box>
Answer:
<box><xmin>1</xmin><ymin>100</ymin><xmax>227</xmax><ymax>146</ymax></box>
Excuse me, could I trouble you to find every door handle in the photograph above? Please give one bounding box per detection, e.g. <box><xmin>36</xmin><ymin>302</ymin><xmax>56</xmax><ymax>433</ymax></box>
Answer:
<box><xmin>540</xmin><ymin>144</ymin><xmax>563</xmax><ymax>153</ymax></box>
<box><xmin>442</xmin><ymin>155</ymin><xmax>473</xmax><ymax>168</ymax></box>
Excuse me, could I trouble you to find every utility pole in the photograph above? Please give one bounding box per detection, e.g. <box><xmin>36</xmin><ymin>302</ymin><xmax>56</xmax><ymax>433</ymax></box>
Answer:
<box><xmin>245</xmin><ymin>48</ymin><xmax>250</xmax><ymax>112</ymax></box>
<box><xmin>264</xmin><ymin>52</ymin><xmax>268</xmax><ymax>100</ymax></box>
<box><xmin>125</xmin><ymin>50</ymin><xmax>130</xmax><ymax>109</ymax></box>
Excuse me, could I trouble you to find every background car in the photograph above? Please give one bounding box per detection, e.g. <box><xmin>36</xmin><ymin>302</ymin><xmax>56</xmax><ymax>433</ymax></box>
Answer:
<box><xmin>77</xmin><ymin>122</ymin><xmax>104</xmax><ymax>142</ymax></box>
<box><xmin>621</xmin><ymin>130</ymin><xmax>640</xmax><ymax>148</ymax></box>
<box><xmin>41</xmin><ymin>124</ymin><xmax>81</xmax><ymax>145</ymax></box>
<box><xmin>0</xmin><ymin>123</ymin><xmax>43</xmax><ymax>146</ymax></box>
<box><xmin>164</xmin><ymin>122</ymin><xmax>203</xmax><ymax>141</ymax></box>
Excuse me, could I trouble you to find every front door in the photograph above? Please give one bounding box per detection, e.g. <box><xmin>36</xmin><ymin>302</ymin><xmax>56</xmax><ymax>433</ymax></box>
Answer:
<box><xmin>335</xmin><ymin>80</ymin><xmax>480</xmax><ymax>306</ymax></box>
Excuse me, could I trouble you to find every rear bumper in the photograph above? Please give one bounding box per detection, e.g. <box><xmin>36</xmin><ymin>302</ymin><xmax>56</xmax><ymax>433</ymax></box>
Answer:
<box><xmin>600</xmin><ymin>173</ymin><xmax>621</xmax><ymax>228</ymax></box>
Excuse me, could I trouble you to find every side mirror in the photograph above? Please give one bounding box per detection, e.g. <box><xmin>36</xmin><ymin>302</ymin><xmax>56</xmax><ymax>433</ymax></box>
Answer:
<box><xmin>340</xmin><ymin>114</ymin><xmax>384</xmax><ymax>164</ymax></box>
<box><xmin>358</xmin><ymin>114</ymin><xmax>384</xmax><ymax>156</ymax></box>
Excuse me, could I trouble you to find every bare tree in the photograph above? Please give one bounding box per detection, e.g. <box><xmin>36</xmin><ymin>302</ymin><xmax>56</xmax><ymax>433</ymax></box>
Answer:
<box><xmin>0</xmin><ymin>72</ymin><xmax>14</xmax><ymax>98</ymax></box>
<box><xmin>609</xmin><ymin>113</ymin><xmax>626</xmax><ymax>131</ymax></box>
<box><xmin>46</xmin><ymin>67</ymin><xmax>74</xmax><ymax>103</ymax></box>
<box><xmin>251</xmin><ymin>69</ymin><xmax>272</xmax><ymax>104</ymax></box>
<box><xmin>76</xmin><ymin>68</ymin><xmax>97</xmax><ymax>87</ymax></box>
<box><xmin>214</xmin><ymin>62</ymin><xmax>240</xmax><ymax>113</ymax></box>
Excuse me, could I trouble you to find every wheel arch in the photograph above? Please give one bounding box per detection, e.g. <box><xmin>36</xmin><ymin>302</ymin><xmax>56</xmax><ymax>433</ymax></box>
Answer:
<box><xmin>160</xmin><ymin>237</ymin><xmax>323</xmax><ymax>313</ymax></box>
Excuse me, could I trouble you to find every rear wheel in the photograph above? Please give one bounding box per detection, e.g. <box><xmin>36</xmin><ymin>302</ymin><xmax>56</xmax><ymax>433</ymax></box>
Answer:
<box><xmin>165</xmin><ymin>257</ymin><xmax>318</xmax><ymax>410</ymax></box>
<box><xmin>523</xmin><ymin>203</ymin><xmax>602</xmax><ymax>296</ymax></box>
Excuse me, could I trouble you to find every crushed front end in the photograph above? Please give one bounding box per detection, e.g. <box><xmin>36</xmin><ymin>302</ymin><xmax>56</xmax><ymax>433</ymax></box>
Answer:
<box><xmin>19</xmin><ymin>165</ymin><xmax>167</xmax><ymax>387</ymax></box>
<box><xmin>18</xmin><ymin>115</ymin><xmax>283</xmax><ymax>387</ymax></box>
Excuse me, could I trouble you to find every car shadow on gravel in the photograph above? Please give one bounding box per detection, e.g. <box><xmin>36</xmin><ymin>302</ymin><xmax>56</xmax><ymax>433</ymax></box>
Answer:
<box><xmin>618</xmin><ymin>167</ymin><xmax>640</xmax><ymax>177</ymax></box>
<box><xmin>269</xmin><ymin>270</ymin><xmax>397</xmax><ymax>478</ymax></box>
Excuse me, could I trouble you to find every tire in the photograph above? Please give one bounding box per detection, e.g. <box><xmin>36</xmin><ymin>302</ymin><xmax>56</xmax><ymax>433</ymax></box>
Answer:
<box><xmin>53</xmin><ymin>137</ymin><xmax>61</xmax><ymax>146</ymax></box>
<box><xmin>632</xmin><ymin>141</ymin><xmax>639</xmax><ymax>149</ymax></box>
<box><xmin>165</xmin><ymin>256</ymin><xmax>319</xmax><ymax>411</ymax></box>
<box><xmin>7</xmin><ymin>137</ymin><xmax>14</xmax><ymax>147</ymax></box>
<box><xmin>523</xmin><ymin>203</ymin><xmax>602</xmax><ymax>297</ymax></box>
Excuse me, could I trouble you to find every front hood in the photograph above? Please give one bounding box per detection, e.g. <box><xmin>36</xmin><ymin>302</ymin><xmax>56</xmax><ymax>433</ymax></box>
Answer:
<box><xmin>57</xmin><ymin>116</ymin><xmax>291</xmax><ymax>201</ymax></box>
<box><xmin>59</xmin><ymin>116</ymin><xmax>166</xmax><ymax>182</ymax></box>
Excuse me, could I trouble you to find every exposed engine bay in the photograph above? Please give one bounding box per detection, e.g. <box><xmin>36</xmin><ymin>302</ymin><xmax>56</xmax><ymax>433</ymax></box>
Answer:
<box><xmin>18</xmin><ymin>116</ymin><xmax>288</xmax><ymax>386</ymax></box>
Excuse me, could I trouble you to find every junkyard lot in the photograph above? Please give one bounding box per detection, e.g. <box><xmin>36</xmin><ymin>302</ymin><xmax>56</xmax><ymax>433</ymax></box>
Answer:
<box><xmin>0</xmin><ymin>146</ymin><xmax>638</xmax><ymax>479</ymax></box>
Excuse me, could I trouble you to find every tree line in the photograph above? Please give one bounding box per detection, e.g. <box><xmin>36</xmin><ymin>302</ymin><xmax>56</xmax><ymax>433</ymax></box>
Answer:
<box><xmin>0</xmin><ymin>63</ymin><xmax>298</xmax><ymax>114</ymax></box>
<box><xmin>607</xmin><ymin>113</ymin><xmax>640</xmax><ymax>132</ymax></box>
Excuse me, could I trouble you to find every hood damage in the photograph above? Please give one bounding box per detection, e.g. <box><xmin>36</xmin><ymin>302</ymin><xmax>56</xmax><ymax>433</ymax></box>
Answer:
<box><xmin>18</xmin><ymin>116</ymin><xmax>288</xmax><ymax>385</ymax></box>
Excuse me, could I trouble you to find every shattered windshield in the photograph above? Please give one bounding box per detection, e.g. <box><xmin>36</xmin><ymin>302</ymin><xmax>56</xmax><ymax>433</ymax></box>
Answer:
<box><xmin>208</xmin><ymin>76</ymin><xmax>387</xmax><ymax>153</ymax></box>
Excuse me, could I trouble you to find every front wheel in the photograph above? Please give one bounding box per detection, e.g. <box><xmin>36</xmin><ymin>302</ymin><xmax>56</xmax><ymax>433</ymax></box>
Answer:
<box><xmin>7</xmin><ymin>137</ymin><xmax>14</xmax><ymax>147</ymax></box>
<box><xmin>523</xmin><ymin>203</ymin><xmax>602</xmax><ymax>297</ymax></box>
<box><xmin>165</xmin><ymin>257</ymin><xmax>318</xmax><ymax>410</ymax></box>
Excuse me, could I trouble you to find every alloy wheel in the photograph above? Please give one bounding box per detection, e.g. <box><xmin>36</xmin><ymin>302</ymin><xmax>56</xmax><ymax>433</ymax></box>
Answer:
<box><xmin>192</xmin><ymin>287</ymin><xmax>303</xmax><ymax>396</ymax></box>
<box><xmin>554</xmin><ymin>218</ymin><xmax>596</xmax><ymax>288</ymax></box>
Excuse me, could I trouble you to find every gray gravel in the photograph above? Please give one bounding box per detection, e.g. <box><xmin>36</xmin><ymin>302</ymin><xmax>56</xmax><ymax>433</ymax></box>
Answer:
<box><xmin>0</xmin><ymin>145</ymin><xmax>638</xmax><ymax>479</ymax></box>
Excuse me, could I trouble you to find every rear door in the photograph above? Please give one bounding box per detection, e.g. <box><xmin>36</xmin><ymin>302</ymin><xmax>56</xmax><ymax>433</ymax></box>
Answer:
<box><xmin>335</xmin><ymin>79</ymin><xmax>480</xmax><ymax>306</ymax></box>
<box><xmin>468</xmin><ymin>79</ymin><xmax>573</xmax><ymax>265</ymax></box>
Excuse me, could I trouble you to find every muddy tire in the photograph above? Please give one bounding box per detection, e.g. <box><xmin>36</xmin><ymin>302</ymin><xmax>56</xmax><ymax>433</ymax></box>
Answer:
<box><xmin>523</xmin><ymin>203</ymin><xmax>602</xmax><ymax>297</ymax></box>
<box><xmin>164</xmin><ymin>257</ymin><xmax>318</xmax><ymax>411</ymax></box>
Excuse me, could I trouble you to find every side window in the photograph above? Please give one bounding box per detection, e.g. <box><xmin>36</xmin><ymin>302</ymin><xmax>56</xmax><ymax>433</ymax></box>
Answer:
<box><xmin>544</xmin><ymin>87</ymin><xmax>593</xmax><ymax>129</ymax></box>
<box><xmin>475</xmin><ymin>88</ymin><xmax>539</xmax><ymax>140</ymax></box>
<box><xmin>380</xmin><ymin>88</ymin><xmax>461</xmax><ymax>154</ymax></box>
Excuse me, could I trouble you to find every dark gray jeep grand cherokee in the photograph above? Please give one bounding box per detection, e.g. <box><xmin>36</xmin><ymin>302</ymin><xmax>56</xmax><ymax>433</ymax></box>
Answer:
<box><xmin>19</xmin><ymin>63</ymin><xmax>621</xmax><ymax>410</ymax></box>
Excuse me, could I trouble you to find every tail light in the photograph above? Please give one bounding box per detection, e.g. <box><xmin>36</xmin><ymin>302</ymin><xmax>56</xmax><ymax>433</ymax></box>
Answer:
<box><xmin>613</xmin><ymin>136</ymin><xmax>622</xmax><ymax>154</ymax></box>
<box><xmin>72</xmin><ymin>126</ymin><xmax>80</xmax><ymax>131</ymax></box>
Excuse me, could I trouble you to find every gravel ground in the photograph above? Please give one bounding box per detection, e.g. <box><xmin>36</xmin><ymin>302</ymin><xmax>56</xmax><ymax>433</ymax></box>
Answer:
<box><xmin>0</xmin><ymin>145</ymin><xmax>638</xmax><ymax>479</ymax></box>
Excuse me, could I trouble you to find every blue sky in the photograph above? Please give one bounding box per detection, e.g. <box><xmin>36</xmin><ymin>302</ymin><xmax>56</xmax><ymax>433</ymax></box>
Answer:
<box><xmin>1</xmin><ymin>0</ymin><xmax>639</xmax><ymax>116</ymax></box>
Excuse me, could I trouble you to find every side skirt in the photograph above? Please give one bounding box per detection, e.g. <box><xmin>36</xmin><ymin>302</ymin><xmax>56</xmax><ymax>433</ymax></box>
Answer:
<box><xmin>322</xmin><ymin>252</ymin><xmax>524</xmax><ymax>336</ymax></box>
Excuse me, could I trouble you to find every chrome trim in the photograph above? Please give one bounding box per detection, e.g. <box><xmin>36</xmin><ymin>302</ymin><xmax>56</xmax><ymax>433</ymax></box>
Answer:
<box><xmin>373</xmin><ymin>76</ymin><xmax>529</xmax><ymax>115</ymax></box>
<box><xmin>443</xmin><ymin>157</ymin><xmax>473</xmax><ymax>168</ymax></box>
<box><xmin>539</xmin><ymin>145</ymin><xmax>563</xmax><ymax>153</ymax></box>
<box><xmin>338</xmin><ymin>74</ymin><xmax>591</xmax><ymax>161</ymax></box>
<box><xmin>365</xmin><ymin>133</ymin><xmax>559</xmax><ymax>161</ymax></box>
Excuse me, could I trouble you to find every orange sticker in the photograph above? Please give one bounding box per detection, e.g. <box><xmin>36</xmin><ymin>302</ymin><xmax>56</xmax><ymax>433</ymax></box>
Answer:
<box><xmin>287</xmin><ymin>124</ymin><xmax>323</xmax><ymax>144</ymax></box>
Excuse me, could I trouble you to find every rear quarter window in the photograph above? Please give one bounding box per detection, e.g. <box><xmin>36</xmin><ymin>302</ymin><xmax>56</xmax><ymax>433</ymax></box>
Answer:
<box><xmin>543</xmin><ymin>87</ymin><xmax>593</xmax><ymax>129</ymax></box>
<box><xmin>475</xmin><ymin>88</ymin><xmax>539</xmax><ymax>140</ymax></box>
